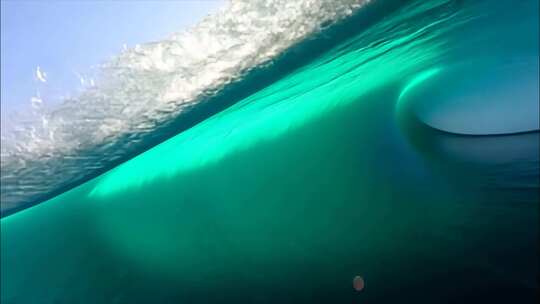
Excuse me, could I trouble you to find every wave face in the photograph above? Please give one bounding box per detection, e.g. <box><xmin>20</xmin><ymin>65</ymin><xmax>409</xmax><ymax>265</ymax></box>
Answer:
<box><xmin>1</xmin><ymin>0</ymin><xmax>538</xmax><ymax>303</ymax></box>
<box><xmin>0</xmin><ymin>0</ymin><xmax>370</xmax><ymax>216</ymax></box>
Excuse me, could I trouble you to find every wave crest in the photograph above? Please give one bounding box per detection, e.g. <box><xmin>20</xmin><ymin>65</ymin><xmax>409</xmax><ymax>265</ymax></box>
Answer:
<box><xmin>0</xmin><ymin>0</ymin><xmax>370</xmax><ymax>215</ymax></box>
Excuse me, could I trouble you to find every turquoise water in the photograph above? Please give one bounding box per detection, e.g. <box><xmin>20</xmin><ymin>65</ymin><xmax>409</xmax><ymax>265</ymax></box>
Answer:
<box><xmin>1</xmin><ymin>0</ymin><xmax>538</xmax><ymax>303</ymax></box>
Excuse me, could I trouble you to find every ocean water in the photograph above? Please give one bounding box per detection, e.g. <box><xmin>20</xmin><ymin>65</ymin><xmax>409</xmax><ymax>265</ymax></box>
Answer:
<box><xmin>1</xmin><ymin>0</ymin><xmax>538</xmax><ymax>303</ymax></box>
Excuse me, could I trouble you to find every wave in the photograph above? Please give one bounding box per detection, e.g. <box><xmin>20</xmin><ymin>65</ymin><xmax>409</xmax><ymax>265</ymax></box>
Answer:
<box><xmin>0</xmin><ymin>0</ymin><xmax>372</xmax><ymax>216</ymax></box>
<box><xmin>397</xmin><ymin>60</ymin><xmax>539</xmax><ymax>136</ymax></box>
<box><xmin>1</xmin><ymin>1</ymin><xmax>538</xmax><ymax>302</ymax></box>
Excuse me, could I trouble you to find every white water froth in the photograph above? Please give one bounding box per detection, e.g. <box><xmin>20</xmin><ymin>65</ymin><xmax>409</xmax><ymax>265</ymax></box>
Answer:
<box><xmin>1</xmin><ymin>0</ymin><xmax>370</xmax><ymax>213</ymax></box>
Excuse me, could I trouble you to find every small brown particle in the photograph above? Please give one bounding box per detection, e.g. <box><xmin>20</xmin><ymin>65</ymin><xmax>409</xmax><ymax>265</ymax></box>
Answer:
<box><xmin>353</xmin><ymin>275</ymin><xmax>365</xmax><ymax>291</ymax></box>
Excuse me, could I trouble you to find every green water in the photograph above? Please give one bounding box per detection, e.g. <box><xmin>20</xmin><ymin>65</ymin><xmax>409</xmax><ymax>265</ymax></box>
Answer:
<box><xmin>1</xmin><ymin>0</ymin><xmax>538</xmax><ymax>303</ymax></box>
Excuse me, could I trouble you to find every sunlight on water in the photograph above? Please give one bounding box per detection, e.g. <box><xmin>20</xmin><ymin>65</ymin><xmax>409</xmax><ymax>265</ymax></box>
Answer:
<box><xmin>89</xmin><ymin>2</ymin><xmax>449</xmax><ymax>198</ymax></box>
<box><xmin>1</xmin><ymin>0</ymin><xmax>538</xmax><ymax>303</ymax></box>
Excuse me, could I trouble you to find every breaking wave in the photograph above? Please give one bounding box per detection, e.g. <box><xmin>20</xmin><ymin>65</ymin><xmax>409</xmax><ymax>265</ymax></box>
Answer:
<box><xmin>0</xmin><ymin>0</ymin><xmax>371</xmax><ymax>215</ymax></box>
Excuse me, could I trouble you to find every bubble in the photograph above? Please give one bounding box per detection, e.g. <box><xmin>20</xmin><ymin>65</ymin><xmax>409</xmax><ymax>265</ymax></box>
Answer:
<box><xmin>353</xmin><ymin>275</ymin><xmax>365</xmax><ymax>291</ymax></box>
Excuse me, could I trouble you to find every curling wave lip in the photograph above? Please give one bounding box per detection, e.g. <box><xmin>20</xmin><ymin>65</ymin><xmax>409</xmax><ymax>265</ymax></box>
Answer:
<box><xmin>398</xmin><ymin>59</ymin><xmax>539</xmax><ymax>136</ymax></box>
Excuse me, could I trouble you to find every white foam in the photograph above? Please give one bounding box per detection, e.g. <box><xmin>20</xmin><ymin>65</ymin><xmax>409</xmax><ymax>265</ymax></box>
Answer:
<box><xmin>35</xmin><ymin>66</ymin><xmax>47</xmax><ymax>83</ymax></box>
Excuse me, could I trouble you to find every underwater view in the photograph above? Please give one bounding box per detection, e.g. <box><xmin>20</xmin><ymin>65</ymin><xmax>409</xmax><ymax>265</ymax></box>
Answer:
<box><xmin>1</xmin><ymin>0</ymin><xmax>538</xmax><ymax>303</ymax></box>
